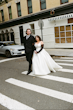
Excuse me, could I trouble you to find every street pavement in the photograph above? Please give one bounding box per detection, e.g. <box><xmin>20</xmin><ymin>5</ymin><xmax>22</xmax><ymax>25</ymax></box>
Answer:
<box><xmin>0</xmin><ymin>56</ymin><xmax>73</xmax><ymax>110</ymax></box>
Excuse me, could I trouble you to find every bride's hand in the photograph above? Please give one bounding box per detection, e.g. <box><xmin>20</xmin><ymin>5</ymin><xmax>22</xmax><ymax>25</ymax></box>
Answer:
<box><xmin>34</xmin><ymin>51</ymin><xmax>37</xmax><ymax>54</ymax></box>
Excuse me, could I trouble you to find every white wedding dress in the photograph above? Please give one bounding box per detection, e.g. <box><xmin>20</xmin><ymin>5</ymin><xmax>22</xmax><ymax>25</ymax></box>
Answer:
<box><xmin>32</xmin><ymin>42</ymin><xmax>62</xmax><ymax>76</ymax></box>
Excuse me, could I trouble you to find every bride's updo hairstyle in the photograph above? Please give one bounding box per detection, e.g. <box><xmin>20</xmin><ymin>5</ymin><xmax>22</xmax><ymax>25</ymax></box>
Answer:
<box><xmin>35</xmin><ymin>35</ymin><xmax>41</xmax><ymax>41</ymax></box>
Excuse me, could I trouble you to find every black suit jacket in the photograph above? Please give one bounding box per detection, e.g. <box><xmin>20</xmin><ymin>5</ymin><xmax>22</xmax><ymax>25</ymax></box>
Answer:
<box><xmin>23</xmin><ymin>35</ymin><xmax>36</xmax><ymax>53</ymax></box>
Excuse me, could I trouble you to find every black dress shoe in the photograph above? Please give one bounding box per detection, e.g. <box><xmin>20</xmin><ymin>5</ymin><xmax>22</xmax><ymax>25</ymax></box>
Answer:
<box><xmin>27</xmin><ymin>70</ymin><xmax>32</xmax><ymax>75</ymax></box>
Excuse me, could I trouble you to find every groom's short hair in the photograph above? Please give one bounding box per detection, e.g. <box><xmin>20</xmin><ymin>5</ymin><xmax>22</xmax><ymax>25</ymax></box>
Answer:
<box><xmin>26</xmin><ymin>28</ymin><xmax>31</xmax><ymax>34</ymax></box>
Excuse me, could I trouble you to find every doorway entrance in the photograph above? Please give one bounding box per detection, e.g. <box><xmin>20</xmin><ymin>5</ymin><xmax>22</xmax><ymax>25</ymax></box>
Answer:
<box><xmin>19</xmin><ymin>26</ymin><xmax>24</xmax><ymax>44</ymax></box>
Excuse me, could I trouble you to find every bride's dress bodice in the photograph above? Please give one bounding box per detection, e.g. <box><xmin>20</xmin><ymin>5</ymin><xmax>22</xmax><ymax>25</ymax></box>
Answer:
<box><xmin>35</xmin><ymin>43</ymin><xmax>41</xmax><ymax>51</ymax></box>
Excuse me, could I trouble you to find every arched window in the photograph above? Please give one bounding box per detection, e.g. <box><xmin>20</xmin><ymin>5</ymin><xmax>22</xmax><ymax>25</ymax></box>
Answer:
<box><xmin>10</xmin><ymin>28</ymin><xmax>14</xmax><ymax>33</ymax></box>
<box><xmin>1</xmin><ymin>31</ymin><xmax>5</xmax><ymax>41</ymax></box>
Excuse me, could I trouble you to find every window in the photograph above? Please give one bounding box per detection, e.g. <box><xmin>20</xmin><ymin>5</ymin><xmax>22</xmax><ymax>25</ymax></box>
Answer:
<box><xmin>40</xmin><ymin>0</ymin><xmax>46</xmax><ymax>10</ymax></box>
<box><xmin>1</xmin><ymin>10</ymin><xmax>4</xmax><ymax>21</ymax></box>
<box><xmin>17</xmin><ymin>2</ymin><xmax>21</xmax><ymax>17</ymax></box>
<box><xmin>60</xmin><ymin>0</ymin><xmax>68</xmax><ymax>4</ymax></box>
<box><xmin>8</xmin><ymin>6</ymin><xmax>12</xmax><ymax>19</ymax></box>
<box><xmin>68</xmin><ymin>18</ymin><xmax>73</xmax><ymax>23</ymax></box>
<box><xmin>55</xmin><ymin>25</ymin><xmax>73</xmax><ymax>43</ymax></box>
<box><xmin>27</xmin><ymin>0</ymin><xmax>32</xmax><ymax>14</ymax></box>
<box><xmin>30</xmin><ymin>24</ymin><xmax>35</xmax><ymax>35</ymax></box>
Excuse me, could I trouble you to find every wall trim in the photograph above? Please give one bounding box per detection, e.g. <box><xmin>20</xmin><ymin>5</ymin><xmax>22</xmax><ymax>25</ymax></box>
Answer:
<box><xmin>0</xmin><ymin>7</ymin><xmax>3</xmax><ymax>10</ymax></box>
<box><xmin>7</xmin><ymin>3</ymin><xmax>11</xmax><ymax>7</ymax></box>
<box><xmin>15</xmin><ymin>0</ymin><xmax>20</xmax><ymax>3</ymax></box>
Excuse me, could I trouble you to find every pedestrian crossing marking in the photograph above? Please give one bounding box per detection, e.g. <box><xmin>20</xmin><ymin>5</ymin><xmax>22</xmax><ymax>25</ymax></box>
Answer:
<box><xmin>0</xmin><ymin>56</ymin><xmax>25</xmax><ymax>63</ymax></box>
<box><xmin>1</xmin><ymin>57</ymin><xmax>73</xmax><ymax>109</ymax></box>
<box><xmin>58</xmin><ymin>63</ymin><xmax>73</xmax><ymax>67</ymax></box>
<box><xmin>5</xmin><ymin>78</ymin><xmax>73</xmax><ymax>103</ymax></box>
<box><xmin>21</xmin><ymin>71</ymin><xmax>73</xmax><ymax>85</ymax></box>
<box><xmin>55</xmin><ymin>59</ymin><xmax>73</xmax><ymax>62</ymax></box>
<box><xmin>58</xmin><ymin>68</ymin><xmax>73</xmax><ymax>73</ymax></box>
<box><xmin>60</xmin><ymin>57</ymin><xmax>73</xmax><ymax>60</ymax></box>
<box><xmin>0</xmin><ymin>93</ymin><xmax>35</xmax><ymax>110</ymax></box>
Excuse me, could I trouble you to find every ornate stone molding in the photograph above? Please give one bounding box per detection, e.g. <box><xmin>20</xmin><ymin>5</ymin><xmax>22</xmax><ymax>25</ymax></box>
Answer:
<box><xmin>15</xmin><ymin>0</ymin><xmax>20</xmax><ymax>3</ymax></box>
<box><xmin>6</xmin><ymin>2</ymin><xmax>11</xmax><ymax>7</ymax></box>
<box><xmin>0</xmin><ymin>7</ymin><xmax>3</xmax><ymax>10</ymax></box>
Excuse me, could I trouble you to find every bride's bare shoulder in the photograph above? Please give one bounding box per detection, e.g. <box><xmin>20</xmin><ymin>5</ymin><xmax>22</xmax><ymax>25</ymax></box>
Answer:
<box><xmin>40</xmin><ymin>41</ymin><xmax>44</xmax><ymax>45</ymax></box>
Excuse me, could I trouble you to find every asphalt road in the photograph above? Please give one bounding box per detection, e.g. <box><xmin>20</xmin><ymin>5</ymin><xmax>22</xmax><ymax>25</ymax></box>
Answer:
<box><xmin>0</xmin><ymin>55</ymin><xmax>73</xmax><ymax>110</ymax></box>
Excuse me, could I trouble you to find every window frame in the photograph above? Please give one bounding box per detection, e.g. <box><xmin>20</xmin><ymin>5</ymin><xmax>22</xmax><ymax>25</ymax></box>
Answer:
<box><xmin>68</xmin><ymin>18</ymin><xmax>73</xmax><ymax>24</ymax></box>
<box><xmin>27</xmin><ymin>0</ymin><xmax>32</xmax><ymax>14</ymax></box>
<box><xmin>55</xmin><ymin>24</ymin><xmax>73</xmax><ymax>43</ymax></box>
<box><xmin>60</xmin><ymin>0</ymin><xmax>68</xmax><ymax>4</ymax></box>
<box><xmin>8</xmin><ymin>6</ymin><xmax>12</xmax><ymax>19</ymax></box>
<box><xmin>1</xmin><ymin>10</ymin><xmax>4</xmax><ymax>22</ymax></box>
<box><xmin>16</xmin><ymin>2</ymin><xmax>21</xmax><ymax>17</ymax></box>
<box><xmin>30</xmin><ymin>23</ymin><xmax>35</xmax><ymax>35</ymax></box>
<box><xmin>40</xmin><ymin>0</ymin><xmax>46</xmax><ymax>10</ymax></box>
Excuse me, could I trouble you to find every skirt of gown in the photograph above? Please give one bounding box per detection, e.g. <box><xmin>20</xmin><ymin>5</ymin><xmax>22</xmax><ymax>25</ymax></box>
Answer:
<box><xmin>32</xmin><ymin>49</ymin><xmax>62</xmax><ymax>76</ymax></box>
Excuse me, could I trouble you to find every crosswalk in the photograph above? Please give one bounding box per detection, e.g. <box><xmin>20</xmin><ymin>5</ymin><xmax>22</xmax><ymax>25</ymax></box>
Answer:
<box><xmin>0</xmin><ymin>93</ymin><xmax>35</xmax><ymax>110</ymax></box>
<box><xmin>57</xmin><ymin>63</ymin><xmax>73</xmax><ymax>66</ymax></box>
<box><xmin>5</xmin><ymin>78</ymin><xmax>73</xmax><ymax>103</ymax></box>
<box><xmin>0</xmin><ymin>57</ymin><xmax>73</xmax><ymax>109</ymax></box>
<box><xmin>22</xmin><ymin>71</ymin><xmax>73</xmax><ymax>84</ymax></box>
<box><xmin>0</xmin><ymin>56</ymin><xmax>25</xmax><ymax>63</ymax></box>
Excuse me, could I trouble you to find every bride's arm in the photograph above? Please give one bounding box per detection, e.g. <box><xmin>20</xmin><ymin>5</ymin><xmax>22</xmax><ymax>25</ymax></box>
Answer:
<box><xmin>36</xmin><ymin>41</ymin><xmax>44</xmax><ymax>53</ymax></box>
<box><xmin>37</xmin><ymin>44</ymin><xmax>44</xmax><ymax>53</ymax></box>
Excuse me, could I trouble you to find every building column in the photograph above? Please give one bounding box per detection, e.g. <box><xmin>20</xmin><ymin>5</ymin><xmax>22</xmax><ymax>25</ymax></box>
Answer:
<box><xmin>9</xmin><ymin>33</ymin><xmax>11</xmax><ymax>41</ymax></box>
<box><xmin>5</xmin><ymin>34</ymin><xmax>7</xmax><ymax>41</ymax></box>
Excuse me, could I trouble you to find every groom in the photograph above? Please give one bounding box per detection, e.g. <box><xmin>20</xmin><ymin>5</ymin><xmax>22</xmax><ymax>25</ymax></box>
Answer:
<box><xmin>23</xmin><ymin>28</ymin><xmax>36</xmax><ymax>75</ymax></box>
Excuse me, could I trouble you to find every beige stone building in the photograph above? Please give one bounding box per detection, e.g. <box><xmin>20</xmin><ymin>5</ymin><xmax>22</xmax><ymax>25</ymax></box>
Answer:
<box><xmin>0</xmin><ymin>0</ymin><xmax>73</xmax><ymax>48</ymax></box>
<box><xmin>0</xmin><ymin>0</ymin><xmax>73</xmax><ymax>22</ymax></box>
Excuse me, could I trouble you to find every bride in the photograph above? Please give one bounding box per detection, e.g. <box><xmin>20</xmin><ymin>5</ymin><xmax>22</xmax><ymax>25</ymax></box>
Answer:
<box><xmin>32</xmin><ymin>35</ymin><xmax>62</xmax><ymax>76</ymax></box>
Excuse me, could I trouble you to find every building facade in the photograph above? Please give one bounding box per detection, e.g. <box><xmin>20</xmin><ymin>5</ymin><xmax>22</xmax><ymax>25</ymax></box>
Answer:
<box><xmin>0</xmin><ymin>0</ymin><xmax>73</xmax><ymax>48</ymax></box>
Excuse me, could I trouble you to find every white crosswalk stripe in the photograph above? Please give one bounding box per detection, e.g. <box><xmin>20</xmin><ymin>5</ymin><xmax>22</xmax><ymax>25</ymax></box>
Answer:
<box><xmin>22</xmin><ymin>71</ymin><xmax>73</xmax><ymax>84</ymax></box>
<box><xmin>0</xmin><ymin>93</ymin><xmax>35</xmax><ymax>110</ymax></box>
<box><xmin>0</xmin><ymin>56</ymin><xmax>25</xmax><ymax>63</ymax></box>
<box><xmin>60</xmin><ymin>57</ymin><xmax>73</xmax><ymax>60</ymax></box>
<box><xmin>5</xmin><ymin>78</ymin><xmax>73</xmax><ymax>103</ymax></box>
<box><xmin>58</xmin><ymin>63</ymin><xmax>73</xmax><ymax>66</ymax></box>
<box><xmin>55</xmin><ymin>59</ymin><xmax>73</xmax><ymax>62</ymax></box>
<box><xmin>22</xmin><ymin>68</ymin><xmax>73</xmax><ymax>75</ymax></box>
<box><xmin>58</xmin><ymin>68</ymin><xmax>73</xmax><ymax>73</ymax></box>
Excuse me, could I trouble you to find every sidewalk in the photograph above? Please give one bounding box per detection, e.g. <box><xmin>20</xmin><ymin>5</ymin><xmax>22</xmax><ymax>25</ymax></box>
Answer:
<box><xmin>45</xmin><ymin>49</ymin><xmax>73</xmax><ymax>57</ymax></box>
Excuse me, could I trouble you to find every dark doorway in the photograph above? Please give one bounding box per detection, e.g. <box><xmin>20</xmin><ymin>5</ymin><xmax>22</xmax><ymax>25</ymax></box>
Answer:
<box><xmin>7</xmin><ymin>33</ymin><xmax>9</xmax><ymax>41</ymax></box>
<box><xmin>3</xmin><ymin>34</ymin><xmax>5</xmax><ymax>41</ymax></box>
<box><xmin>11</xmin><ymin>32</ymin><xmax>14</xmax><ymax>42</ymax></box>
<box><xmin>19</xmin><ymin>26</ymin><xmax>24</xmax><ymax>44</ymax></box>
<box><xmin>0</xmin><ymin>34</ymin><xmax>1</xmax><ymax>41</ymax></box>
